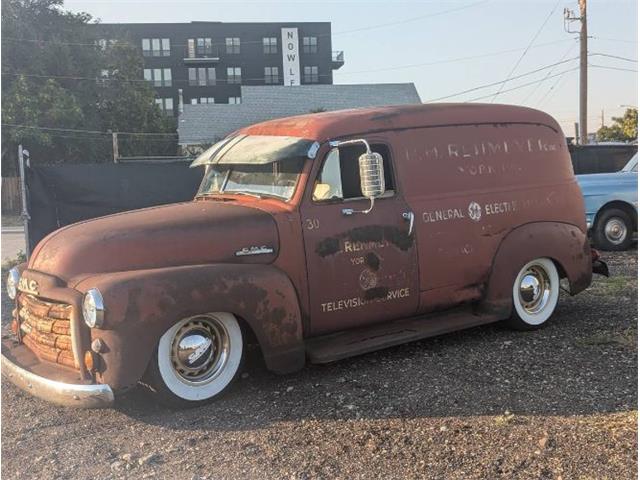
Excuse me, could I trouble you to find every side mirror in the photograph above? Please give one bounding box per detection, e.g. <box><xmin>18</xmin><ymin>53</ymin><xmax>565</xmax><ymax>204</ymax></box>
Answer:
<box><xmin>359</xmin><ymin>151</ymin><xmax>385</xmax><ymax>200</ymax></box>
<box><xmin>329</xmin><ymin>138</ymin><xmax>385</xmax><ymax>215</ymax></box>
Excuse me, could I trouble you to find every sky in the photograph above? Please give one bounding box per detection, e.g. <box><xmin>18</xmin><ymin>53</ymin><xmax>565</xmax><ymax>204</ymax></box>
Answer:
<box><xmin>65</xmin><ymin>0</ymin><xmax>638</xmax><ymax>136</ymax></box>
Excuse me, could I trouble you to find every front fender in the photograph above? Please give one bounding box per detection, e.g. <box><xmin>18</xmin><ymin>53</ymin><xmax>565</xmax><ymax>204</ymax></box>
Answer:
<box><xmin>74</xmin><ymin>264</ymin><xmax>304</xmax><ymax>390</ymax></box>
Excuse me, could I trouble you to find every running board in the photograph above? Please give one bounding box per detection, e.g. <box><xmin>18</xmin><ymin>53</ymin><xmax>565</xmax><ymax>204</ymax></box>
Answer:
<box><xmin>305</xmin><ymin>307</ymin><xmax>501</xmax><ymax>364</ymax></box>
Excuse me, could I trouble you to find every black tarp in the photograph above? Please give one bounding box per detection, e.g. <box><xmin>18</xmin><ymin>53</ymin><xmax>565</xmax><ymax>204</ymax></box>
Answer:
<box><xmin>26</xmin><ymin>163</ymin><xmax>202</xmax><ymax>251</ymax></box>
<box><xmin>569</xmin><ymin>144</ymin><xmax>638</xmax><ymax>174</ymax></box>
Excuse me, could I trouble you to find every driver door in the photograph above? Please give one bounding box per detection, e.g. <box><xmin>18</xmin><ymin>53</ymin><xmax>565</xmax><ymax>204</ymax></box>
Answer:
<box><xmin>300</xmin><ymin>142</ymin><xmax>419</xmax><ymax>336</ymax></box>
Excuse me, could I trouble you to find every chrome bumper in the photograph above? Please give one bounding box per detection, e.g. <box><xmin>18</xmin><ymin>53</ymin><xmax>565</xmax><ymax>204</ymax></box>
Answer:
<box><xmin>1</xmin><ymin>352</ymin><xmax>114</xmax><ymax>408</ymax></box>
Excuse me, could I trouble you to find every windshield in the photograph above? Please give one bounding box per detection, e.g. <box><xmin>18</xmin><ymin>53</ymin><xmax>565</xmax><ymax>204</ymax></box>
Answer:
<box><xmin>621</xmin><ymin>153</ymin><xmax>638</xmax><ymax>172</ymax></box>
<box><xmin>194</xmin><ymin>134</ymin><xmax>313</xmax><ymax>201</ymax></box>
<box><xmin>198</xmin><ymin>157</ymin><xmax>306</xmax><ymax>200</ymax></box>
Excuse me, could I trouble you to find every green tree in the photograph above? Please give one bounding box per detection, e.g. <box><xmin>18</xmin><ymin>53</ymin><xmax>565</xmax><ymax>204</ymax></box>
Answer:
<box><xmin>1</xmin><ymin>0</ymin><xmax>176</xmax><ymax>175</ymax></box>
<box><xmin>596</xmin><ymin>108</ymin><xmax>638</xmax><ymax>142</ymax></box>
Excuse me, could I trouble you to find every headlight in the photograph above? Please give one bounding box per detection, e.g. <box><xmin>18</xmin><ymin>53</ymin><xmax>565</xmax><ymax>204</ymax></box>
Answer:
<box><xmin>6</xmin><ymin>268</ymin><xmax>20</xmax><ymax>300</ymax></box>
<box><xmin>82</xmin><ymin>288</ymin><xmax>105</xmax><ymax>328</ymax></box>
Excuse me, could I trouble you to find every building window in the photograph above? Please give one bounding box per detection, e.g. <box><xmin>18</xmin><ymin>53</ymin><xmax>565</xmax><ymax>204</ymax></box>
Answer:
<box><xmin>303</xmin><ymin>36</ymin><xmax>318</xmax><ymax>54</ymax></box>
<box><xmin>142</xmin><ymin>39</ymin><xmax>151</xmax><ymax>56</ymax></box>
<box><xmin>194</xmin><ymin>38</ymin><xmax>213</xmax><ymax>56</ymax></box>
<box><xmin>190</xmin><ymin>97</ymin><xmax>216</xmax><ymax>105</ymax></box>
<box><xmin>188</xmin><ymin>67</ymin><xmax>215</xmax><ymax>86</ymax></box>
<box><xmin>155</xmin><ymin>98</ymin><xmax>174</xmax><ymax>115</ymax></box>
<box><xmin>303</xmin><ymin>65</ymin><xmax>319</xmax><ymax>83</ymax></box>
<box><xmin>229</xmin><ymin>96</ymin><xmax>241</xmax><ymax>104</ymax></box>
<box><xmin>263</xmin><ymin>37</ymin><xmax>277</xmax><ymax>54</ymax></box>
<box><xmin>144</xmin><ymin>68</ymin><xmax>172</xmax><ymax>87</ymax></box>
<box><xmin>227</xmin><ymin>67</ymin><xmax>241</xmax><ymax>84</ymax></box>
<box><xmin>225</xmin><ymin>37</ymin><xmax>240</xmax><ymax>54</ymax></box>
<box><xmin>264</xmin><ymin>66</ymin><xmax>279</xmax><ymax>84</ymax></box>
<box><xmin>142</xmin><ymin>38</ymin><xmax>170</xmax><ymax>57</ymax></box>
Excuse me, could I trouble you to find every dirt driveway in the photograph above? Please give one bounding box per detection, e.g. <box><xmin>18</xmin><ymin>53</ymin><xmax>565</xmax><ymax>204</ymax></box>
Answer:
<box><xmin>1</xmin><ymin>250</ymin><xmax>637</xmax><ymax>479</ymax></box>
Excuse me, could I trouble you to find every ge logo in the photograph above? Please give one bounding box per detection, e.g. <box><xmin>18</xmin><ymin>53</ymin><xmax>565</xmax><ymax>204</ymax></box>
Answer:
<box><xmin>468</xmin><ymin>202</ymin><xmax>482</xmax><ymax>222</ymax></box>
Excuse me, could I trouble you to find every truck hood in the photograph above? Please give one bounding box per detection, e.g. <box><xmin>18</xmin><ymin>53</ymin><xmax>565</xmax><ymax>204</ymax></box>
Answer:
<box><xmin>28</xmin><ymin>200</ymin><xmax>279</xmax><ymax>283</ymax></box>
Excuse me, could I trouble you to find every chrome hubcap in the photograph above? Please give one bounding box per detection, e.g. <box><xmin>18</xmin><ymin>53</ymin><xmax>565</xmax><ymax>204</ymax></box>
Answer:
<box><xmin>171</xmin><ymin>316</ymin><xmax>229</xmax><ymax>385</ymax></box>
<box><xmin>604</xmin><ymin>217</ymin><xmax>627</xmax><ymax>244</ymax></box>
<box><xmin>518</xmin><ymin>265</ymin><xmax>551</xmax><ymax>314</ymax></box>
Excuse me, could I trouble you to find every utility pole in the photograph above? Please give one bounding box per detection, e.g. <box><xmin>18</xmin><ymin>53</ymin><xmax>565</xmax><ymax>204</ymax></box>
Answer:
<box><xmin>601</xmin><ymin>109</ymin><xmax>605</xmax><ymax>128</ymax></box>
<box><xmin>579</xmin><ymin>0</ymin><xmax>588</xmax><ymax>144</ymax></box>
<box><xmin>564</xmin><ymin>0</ymin><xmax>588</xmax><ymax>144</ymax></box>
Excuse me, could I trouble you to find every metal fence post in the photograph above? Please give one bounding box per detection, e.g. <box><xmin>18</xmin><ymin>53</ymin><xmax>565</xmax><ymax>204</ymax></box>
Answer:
<box><xmin>112</xmin><ymin>132</ymin><xmax>119</xmax><ymax>163</ymax></box>
<box><xmin>18</xmin><ymin>144</ymin><xmax>31</xmax><ymax>258</ymax></box>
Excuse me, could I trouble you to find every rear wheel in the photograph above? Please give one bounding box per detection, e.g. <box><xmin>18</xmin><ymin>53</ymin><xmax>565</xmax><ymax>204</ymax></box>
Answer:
<box><xmin>143</xmin><ymin>312</ymin><xmax>244</xmax><ymax>408</ymax></box>
<box><xmin>593</xmin><ymin>208</ymin><xmax>633</xmax><ymax>251</ymax></box>
<box><xmin>506</xmin><ymin>258</ymin><xmax>559</xmax><ymax>331</ymax></box>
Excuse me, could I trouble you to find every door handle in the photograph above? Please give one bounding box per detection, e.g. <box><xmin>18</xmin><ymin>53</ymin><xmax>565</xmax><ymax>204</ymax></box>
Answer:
<box><xmin>402</xmin><ymin>211</ymin><xmax>414</xmax><ymax>236</ymax></box>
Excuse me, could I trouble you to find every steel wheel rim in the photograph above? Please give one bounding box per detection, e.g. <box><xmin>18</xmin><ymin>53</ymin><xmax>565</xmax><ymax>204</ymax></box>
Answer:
<box><xmin>604</xmin><ymin>217</ymin><xmax>627</xmax><ymax>245</ymax></box>
<box><xmin>170</xmin><ymin>316</ymin><xmax>230</xmax><ymax>385</ymax></box>
<box><xmin>518</xmin><ymin>265</ymin><xmax>551</xmax><ymax>315</ymax></box>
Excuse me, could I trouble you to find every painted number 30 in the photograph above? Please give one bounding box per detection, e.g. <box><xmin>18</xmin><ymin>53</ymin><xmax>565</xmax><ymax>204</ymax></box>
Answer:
<box><xmin>304</xmin><ymin>218</ymin><xmax>320</xmax><ymax>230</ymax></box>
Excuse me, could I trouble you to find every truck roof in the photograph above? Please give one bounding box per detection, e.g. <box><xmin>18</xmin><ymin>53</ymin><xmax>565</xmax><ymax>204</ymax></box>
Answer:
<box><xmin>238</xmin><ymin>103</ymin><xmax>561</xmax><ymax>142</ymax></box>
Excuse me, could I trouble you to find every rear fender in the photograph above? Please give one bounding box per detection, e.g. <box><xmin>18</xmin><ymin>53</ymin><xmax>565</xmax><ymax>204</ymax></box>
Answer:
<box><xmin>479</xmin><ymin>222</ymin><xmax>592</xmax><ymax>317</ymax></box>
<box><xmin>74</xmin><ymin>264</ymin><xmax>304</xmax><ymax>390</ymax></box>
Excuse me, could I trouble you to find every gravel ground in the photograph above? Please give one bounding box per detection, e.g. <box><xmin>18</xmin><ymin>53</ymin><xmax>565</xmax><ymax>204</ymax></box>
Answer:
<box><xmin>1</xmin><ymin>250</ymin><xmax>637</xmax><ymax>479</ymax></box>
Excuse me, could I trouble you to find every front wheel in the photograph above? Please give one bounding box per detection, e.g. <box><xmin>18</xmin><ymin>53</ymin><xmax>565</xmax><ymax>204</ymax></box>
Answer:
<box><xmin>143</xmin><ymin>312</ymin><xmax>244</xmax><ymax>408</ymax></box>
<box><xmin>506</xmin><ymin>258</ymin><xmax>560</xmax><ymax>331</ymax></box>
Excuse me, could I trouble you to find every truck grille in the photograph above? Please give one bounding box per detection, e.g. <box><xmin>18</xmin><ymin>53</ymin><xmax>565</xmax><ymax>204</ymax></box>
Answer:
<box><xmin>14</xmin><ymin>294</ymin><xmax>77</xmax><ymax>369</ymax></box>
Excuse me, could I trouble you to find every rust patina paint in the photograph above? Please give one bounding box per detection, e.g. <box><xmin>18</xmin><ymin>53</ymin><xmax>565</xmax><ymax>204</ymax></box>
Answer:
<box><xmin>7</xmin><ymin>103</ymin><xmax>593</xmax><ymax>396</ymax></box>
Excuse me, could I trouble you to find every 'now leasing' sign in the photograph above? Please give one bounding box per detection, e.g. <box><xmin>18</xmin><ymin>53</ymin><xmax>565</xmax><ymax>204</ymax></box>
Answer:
<box><xmin>281</xmin><ymin>28</ymin><xmax>300</xmax><ymax>86</ymax></box>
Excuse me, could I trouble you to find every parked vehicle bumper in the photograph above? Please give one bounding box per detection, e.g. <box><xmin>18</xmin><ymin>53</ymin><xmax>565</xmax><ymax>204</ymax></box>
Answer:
<box><xmin>586</xmin><ymin>213</ymin><xmax>595</xmax><ymax>230</ymax></box>
<box><xmin>1</xmin><ymin>339</ymin><xmax>114</xmax><ymax>408</ymax></box>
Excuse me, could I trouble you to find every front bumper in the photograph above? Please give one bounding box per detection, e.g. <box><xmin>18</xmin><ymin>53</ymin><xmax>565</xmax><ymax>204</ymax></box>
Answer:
<box><xmin>1</xmin><ymin>340</ymin><xmax>113</xmax><ymax>408</ymax></box>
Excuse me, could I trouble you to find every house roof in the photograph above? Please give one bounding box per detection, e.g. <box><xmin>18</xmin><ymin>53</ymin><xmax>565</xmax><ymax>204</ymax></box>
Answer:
<box><xmin>177</xmin><ymin>83</ymin><xmax>421</xmax><ymax>145</ymax></box>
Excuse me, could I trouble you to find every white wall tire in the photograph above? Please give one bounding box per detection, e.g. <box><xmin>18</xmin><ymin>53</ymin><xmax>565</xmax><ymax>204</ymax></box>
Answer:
<box><xmin>145</xmin><ymin>312</ymin><xmax>244</xmax><ymax>407</ymax></box>
<box><xmin>508</xmin><ymin>258</ymin><xmax>560</xmax><ymax>330</ymax></box>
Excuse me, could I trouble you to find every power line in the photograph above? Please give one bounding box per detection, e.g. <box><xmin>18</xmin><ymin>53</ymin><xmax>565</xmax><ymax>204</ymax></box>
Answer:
<box><xmin>336</xmin><ymin>38</ymin><xmax>574</xmax><ymax>76</ymax></box>
<box><xmin>466</xmin><ymin>66</ymin><xmax>581</xmax><ymax>102</ymax></box>
<box><xmin>2</xmin><ymin>123</ymin><xmax>178</xmax><ymax>136</ymax></box>
<box><xmin>589</xmin><ymin>52</ymin><xmax>638</xmax><ymax>63</ymax></box>
<box><xmin>520</xmin><ymin>40</ymin><xmax>577</xmax><ymax>104</ymax></box>
<box><xmin>589</xmin><ymin>64</ymin><xmax>638</xmax><ymax>73</ymax></box>
<box><xmin>2</xmin><ymin>38</ymin><xmax>577</xmax><ymax>83</ymax></box>
<box><xmin>1</xmin><ymin>70</ymin><xmax>338</xmax><ymax>84</ymax></box>
<box><xmin>490</xmin><ymin>0</ymin><xmax>562</xmax><ymax>102</ymax></box>
<box><xmin>0</xmin><ymin>1</ymin><xmax>487</xmax><ymax>50</ymax></box>
<box><xmin>332</xmin><ymin>0</ymin><xmax>489</xmax><ymax>35</ymax></box>
<box><xmin>536</xmin><ymin>67</ymin><xmax>576</xmax><ymax>108</ymax></box>
<box><xmin>424</xmin><ymin>57</ymin><xmax>579</xmax><ymax>102</ymax></box>
<box><xmin>591</xmin><ymin>36</ymin><xmax>636</xmax><ymax>44</ymax></box>
<box><xmin>5</xmin><ymin>45</ymin><xmax>581</xmax><ymax>84</ymax></box>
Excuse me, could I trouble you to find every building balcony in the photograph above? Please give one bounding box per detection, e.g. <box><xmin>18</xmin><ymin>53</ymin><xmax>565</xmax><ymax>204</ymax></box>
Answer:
<box><xmin>332</xmin><ymin>50</ymin><xmax>345</xmax><ymax>69</ymax></box>
<box><xmin>183</xmin><ymin>46</ymin><xmax>220</xmax><ymax>64</ymax></box>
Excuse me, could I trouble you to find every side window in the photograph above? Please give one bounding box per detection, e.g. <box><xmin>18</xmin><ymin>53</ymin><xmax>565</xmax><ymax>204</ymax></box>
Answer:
<box><xmin>313</xmin><ymin>149</ymin><xmax>343</xmax><ymax>201</ymax></box>
<box><xmin>313</xmin><ymin>143</ymin><xmax>394</xmax><ymax>202</ymax></box>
